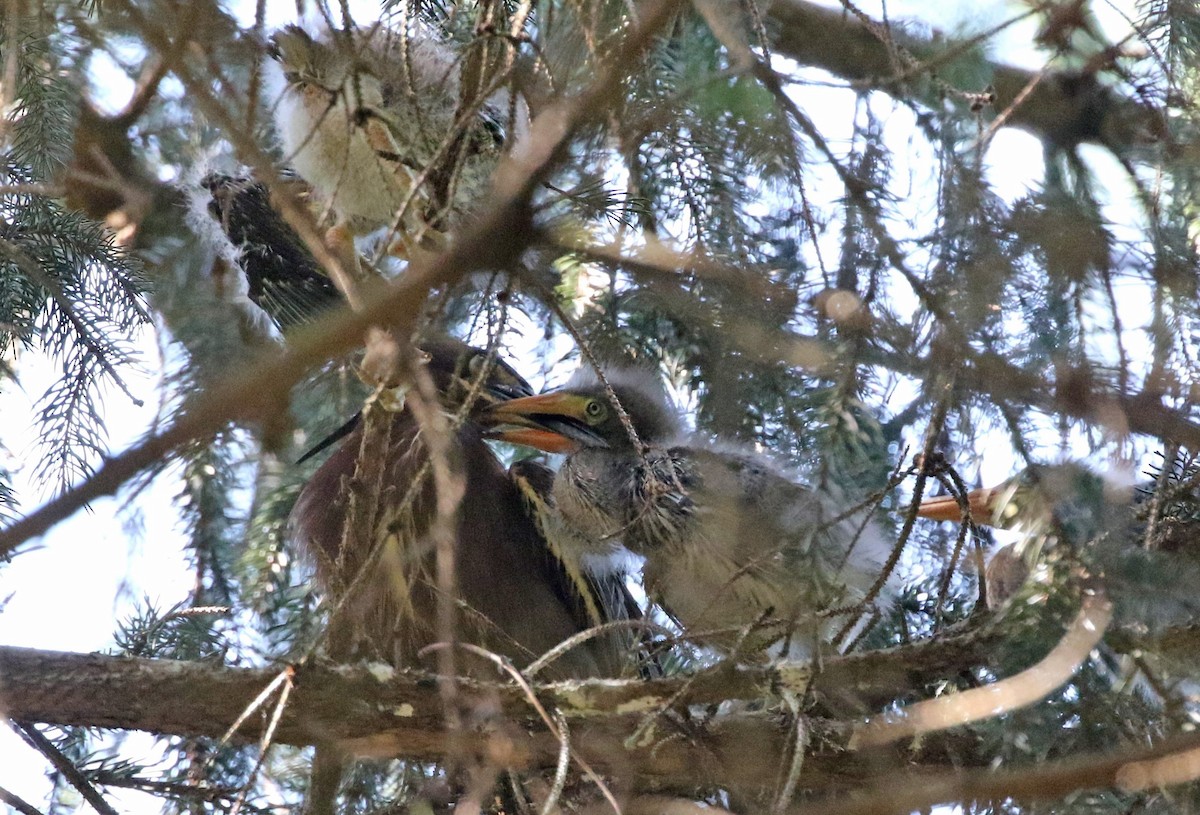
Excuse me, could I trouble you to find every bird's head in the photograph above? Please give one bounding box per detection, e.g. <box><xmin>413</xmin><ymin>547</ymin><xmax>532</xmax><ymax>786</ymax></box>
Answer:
<box><xmin>270</xmin><ymin>25</ymin><xmax>379</xmax><ymax>100</ymax></box>
<box><xmin>916</xmin><ymin>462</ymin><xmax>1121</xmax><ymax>539</ymax></box>
<box><xmin>485</xmin><ymin>367</ymin><xmax>680</xmax><ymax>454</ymax></box>
<box><xmin>270</xmin><ymin>26</ymin><xmax>332</xmax><ymax>89</ymax></box>
<box><xmin>417</xmin><ymin>338</ymin><xmax>533</xmax><ymax>411</ymax></box>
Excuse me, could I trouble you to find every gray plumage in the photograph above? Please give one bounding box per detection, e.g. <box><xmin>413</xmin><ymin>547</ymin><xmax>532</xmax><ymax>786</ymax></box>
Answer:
<box><xmin>489</xmin><ymin>368</ymin><xmax>897</xmax><ymax>658</ymax></box>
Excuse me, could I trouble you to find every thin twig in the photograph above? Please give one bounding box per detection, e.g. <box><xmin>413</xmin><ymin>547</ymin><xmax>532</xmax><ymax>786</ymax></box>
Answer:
<box><xmin>773</xmin><ymin>712</ymin><xmax>808</xmax><ymax>815</ymax></box>
<box><xmin>524</xmin><ymin>618</ymin><xmax>676</xmax><ymax>679</ymax></box>
<box><xmin>541</xmin><ymin>710</ymin><xmax>572</xmax><ymax>815</ymax></box>
<box><xmin>970</xmin><ymin>61</ymin><xmax>1055</xmax><ymax>152</ymax></box>
<box><xmin>0</xmin><ymin>784</ymin><xmax>45</xmax><ymax>815</ymax></box>
<box><xmin>832</xmin><ymin>376</ymin><xmax>954</xmax><ymax>648</ymax></box>
<box><xmin>405</xmin><ymin>364</ymin><xmax>467</xmax><ymax>729</ymax></box>
<box><xmin>218</xmin><ymin>668</ymin><xmax>293</xmax><ymax>745</ymax></box>
<box><xmin>229</xmin><ymin>667</ymin><xmax>294</xmax><ymax>815</ymax></box>
<box><xmin>534</xmin><ymin>279</ymin><xmax>645</xmax><ymax>452</ymax></box>
<box><xmin>929</xmin><ymin>468</ymin><xmax>974</xmax><ymax>628</ymax></box>
<box><xmin>420</xmin><ymin>642</ymin><xmax>623</xmax><ymax>815</ymax></box>
<box><xmin>13</xmin><ymin>722</ymin><xmax>119</xmax><ymax>815</ymax></box>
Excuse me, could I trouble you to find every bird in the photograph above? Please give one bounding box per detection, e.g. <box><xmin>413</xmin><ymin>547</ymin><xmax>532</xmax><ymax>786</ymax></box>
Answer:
<box><xmin>289</xmin><ymin>338</ymin><xmax>635</xmax><ymax>679</ymax></box>
<box><xmin>915</xmin><ymin>463</ymin><xmax>1126</xmax><ymax>607</ymax></box>
<box><xmin>915</xmin><ymin>463</ymin><xmax>1120</xmax><ymax>533</ymax></box>
<box><xmin>485</xmin><ymin>367</ymin><xmax>898</xmax><ymax>659</ymax></box>
<box><xmin>200</xmin><ymin>169</ymin><xmax>635</xmax><ymax>815</ymax></box>
<box><xmin>268</xmin><ymin>23</ymin><xmax>520</xmax><ymax>257</ymax></box>
<box><xmin>200</xmin><ymin>173</ymin><xmax>621</xmax><ymax>654</ymax></box>
<box><xmin>202</xmin><ymin>173</ymin><xmax>343</xmax><ymax>332</ymax></box>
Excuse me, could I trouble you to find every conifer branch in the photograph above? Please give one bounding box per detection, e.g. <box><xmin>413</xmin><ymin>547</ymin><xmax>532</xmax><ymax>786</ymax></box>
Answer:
<box><xmin>0</xmin><ymin>639</ymin><xmax>1003</xmax><ymax>793</ymax></box>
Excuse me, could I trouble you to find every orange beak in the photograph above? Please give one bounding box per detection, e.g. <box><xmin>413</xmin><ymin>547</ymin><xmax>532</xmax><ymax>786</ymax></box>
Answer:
<box><xmin>916</xmin><ymin>486</ymin><xmax>1005</xmax><ymax>525</ymax></box>
<box><xmin>488</xmin><ymin>391</ymin><xmax>591</xmax><ymax>419</ymax></box>
<box><xmin>485</xmin><ymin>392</ymin><xmax>605</xmax><ymax>454</ymax></box>
<box><xmin>486</xmin><ymin>426</ymin><xmax>581</xmax><ymax>454</ymax></box>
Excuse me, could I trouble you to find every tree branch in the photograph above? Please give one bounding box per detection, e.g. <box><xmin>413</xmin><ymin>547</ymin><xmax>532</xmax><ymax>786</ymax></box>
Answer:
<box><xmin>0</xmin><ymin>602</ymin><xmax>1183</xmax><ymax>805</ymax></box>
<box><xmin>765</xmin><ymin>0</ymin><xmax>1166</xmax><ymax>151</ymax></box>
<box><xmin>12</xmin><ymin>721</ymin><xmax>118</xmax><ymax>815</ymax></box>
<box><xmin>0</xmin><ymin>643</ymin><xmax>990</xmax><ymax>794</ymax></box>
<box><xmin>789</xmin><ymin>726</ymin><xmax>1200</xmax><ymax>815</ymax></box>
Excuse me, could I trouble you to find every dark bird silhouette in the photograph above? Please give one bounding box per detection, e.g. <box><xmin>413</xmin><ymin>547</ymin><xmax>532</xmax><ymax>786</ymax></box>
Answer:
<box><xmin>202</xmin><ymin>173</ymin><xmax>637</xmax><ymax>813</ymax></box>
<box><xmin>291</xmin><ymin>345</ymin><xmax>640</xmax><ymax>815</ymax></box>
<box><xmin>202</xmin><ymin>173</ymin><xmax>342</xmax><ymax>331</ymax></box>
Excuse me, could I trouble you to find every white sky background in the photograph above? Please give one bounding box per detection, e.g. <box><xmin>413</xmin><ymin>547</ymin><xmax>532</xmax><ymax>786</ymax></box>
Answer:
<box><xmin>0</xmin><ymin>326</ymin><xmax>195</xmax><ymax>809</ymax></box>
<box><xmin>0</xmin><ymin>0</ymin><xmax>1160</xmax><ymax>809</ymax></box>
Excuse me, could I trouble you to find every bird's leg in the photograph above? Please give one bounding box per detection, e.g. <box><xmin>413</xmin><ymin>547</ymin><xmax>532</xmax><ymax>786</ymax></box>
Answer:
<box><xmin>383</xmin><ymin>220</ymin><xmax>448</xmax><ymax>262</ymax></box>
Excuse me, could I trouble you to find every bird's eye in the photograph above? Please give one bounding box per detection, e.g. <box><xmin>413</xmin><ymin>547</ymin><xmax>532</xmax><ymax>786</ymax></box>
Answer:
<box><xmin>584</xmin><ymin>400</ymin><xmax>606</xmax><ymax>422</ymax></box>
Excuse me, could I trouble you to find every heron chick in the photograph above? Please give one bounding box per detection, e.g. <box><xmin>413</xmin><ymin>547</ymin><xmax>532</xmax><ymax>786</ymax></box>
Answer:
<box><xmin>269</xmin><ymin>23</ymin><xmax>521</xmax><ymax>252</ymax></box>
<box><xmin>488</xmin><ymin>368</ymin><xmax>898</xmax><ymax>658</ymax></box>
<box><xmin>916</xmin><ymin>463</ymin><xmax>1128</xmax><ymax>608</ymax></box>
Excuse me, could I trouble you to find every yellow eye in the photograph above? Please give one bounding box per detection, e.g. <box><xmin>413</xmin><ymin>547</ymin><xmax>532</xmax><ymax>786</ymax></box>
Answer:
<box><xmin>584</xmin><ymin>399</ymin><xmax>606</xmax><ymax>422</ymax></box>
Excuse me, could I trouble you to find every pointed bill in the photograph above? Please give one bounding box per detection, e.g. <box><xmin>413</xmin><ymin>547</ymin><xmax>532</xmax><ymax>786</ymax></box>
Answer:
<box><xmin>916</xmin><ymin>486</ymin><xmax>1006</xmax><ymax>525</ymax></box>
<box><xmin>485</xmin><ymin>392</ymin><xmax>610</xmax><ymax>451</ymax></box>
<box><xmin>486</xmin><ymin>426</ymin><xmax>581</xmax><ymax>454</ymax></box>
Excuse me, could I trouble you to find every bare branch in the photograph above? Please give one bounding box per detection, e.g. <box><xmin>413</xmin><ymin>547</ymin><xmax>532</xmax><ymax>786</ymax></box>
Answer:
<box><xmin>765</xmin><ymin>0</ymin><xmax>1166</xmax><ymax>150</ymax></box>
<box><xmin>854</xmin><ymin>586</ymin><xmax>1112</xmax><ymax>747</ymax></box>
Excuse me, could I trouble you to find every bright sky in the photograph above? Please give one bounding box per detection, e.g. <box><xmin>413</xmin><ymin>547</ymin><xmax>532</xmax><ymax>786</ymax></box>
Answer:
<box><xmin>0</xmin><ymin>325</ymin><xmax>194</xmax><ymax>809</ymax></box>
<box><xmin>0</xmin><ymin>0</ymin><xmax>1156</xmax><ymax>809</ymax></box>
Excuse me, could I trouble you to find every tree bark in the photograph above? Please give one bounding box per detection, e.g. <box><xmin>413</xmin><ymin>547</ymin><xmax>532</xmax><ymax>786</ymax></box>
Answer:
<box><xmin>0</xmin><ymin>639</ymin><xmax>995</xmax><ymax>793</ymax></box>
<box><xmin>766</xmin><ymin>0</ymin><xmax>1165</xmax><ymax>150</ymax></box>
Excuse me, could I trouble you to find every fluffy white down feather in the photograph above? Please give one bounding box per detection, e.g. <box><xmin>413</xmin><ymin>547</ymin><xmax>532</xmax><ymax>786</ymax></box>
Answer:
<box><xmin>267</xmin><ymin>23</ymin><xmax>526</xmax><ymax>238</ymax></box>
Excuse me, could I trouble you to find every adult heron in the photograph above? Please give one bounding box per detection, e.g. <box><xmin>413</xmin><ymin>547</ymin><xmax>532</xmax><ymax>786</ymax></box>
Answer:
<box><xmin>269</xmin><ymin>23</ymin><xmax>519</xmax><ymax>256</ymax></box>
<box><xmin>290</xmin><ymin>340</ymin><xmax>634</xmax><ymax>678</ymax></box>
